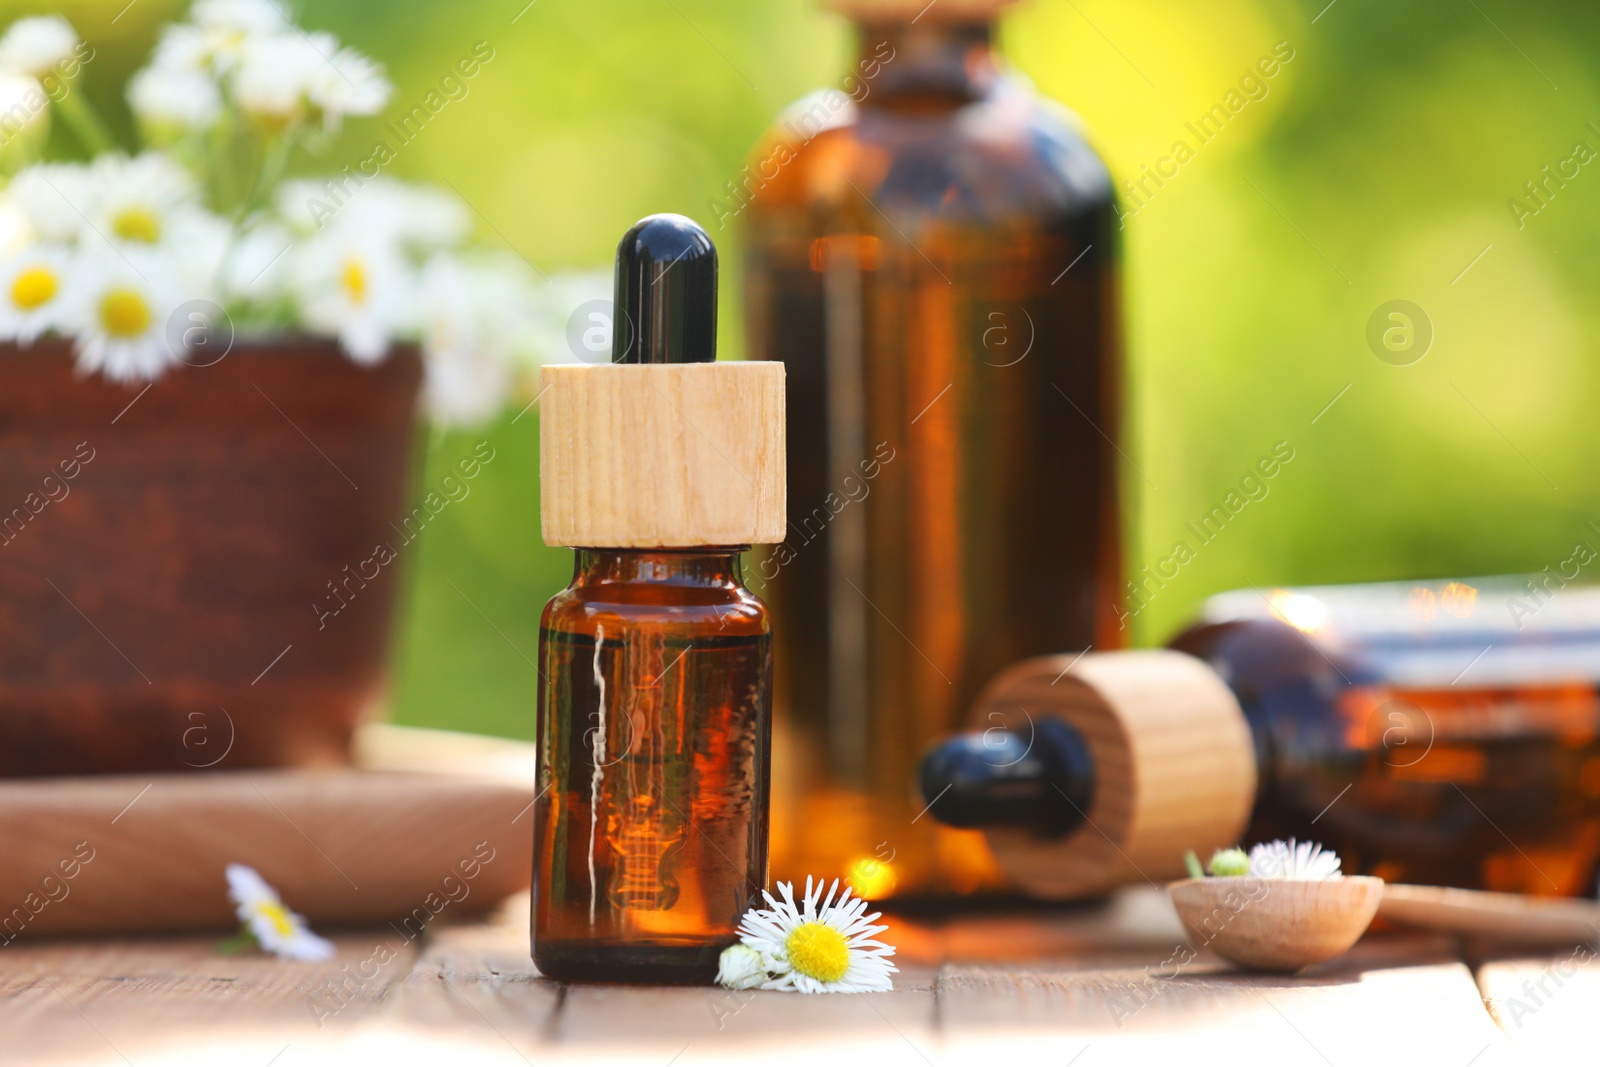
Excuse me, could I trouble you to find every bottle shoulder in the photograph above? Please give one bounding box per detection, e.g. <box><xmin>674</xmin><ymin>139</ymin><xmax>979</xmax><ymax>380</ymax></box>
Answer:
<box><xmin>541</xmin><ymin>581</ymin><xmax>770</xmax><ymax>639</ymax></box>
<box><xmin>745</xmin><ymin>77</ymin><xmax>1115</xmax><ymax>223</ymax></box>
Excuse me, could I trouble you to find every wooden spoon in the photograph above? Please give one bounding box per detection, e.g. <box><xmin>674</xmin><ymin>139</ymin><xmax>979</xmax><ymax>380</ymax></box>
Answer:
<box><xmin>1169</xmin><ymin>878</ymin><xmax>1600</xmax><ymax>973</ymax></box>
<box><xmin>1377</xmin><ymin>883</ymin><xmax>1600</xmax><ymax>945</ymax></box>
<box><xmin>1169</xmin><ymin>876</ymin><xmax>1385</xmax><ymax>973</ymax></box>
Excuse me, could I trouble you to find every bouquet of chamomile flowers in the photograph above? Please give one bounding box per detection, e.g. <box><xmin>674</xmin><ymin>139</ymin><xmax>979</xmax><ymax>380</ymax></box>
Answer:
<box><xmin>0</xmin><ymin>1</ymin><xmax>563</xmax><ymax>425</ymax></box>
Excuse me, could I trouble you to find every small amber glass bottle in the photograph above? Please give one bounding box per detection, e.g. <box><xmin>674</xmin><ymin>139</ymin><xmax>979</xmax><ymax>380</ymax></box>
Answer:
<box><xmin>532</xmin><ymin>215</ymin><xmax>785</xmax><ymax>983</ymax></box>
<box><xmin>534</xmin><ymin>548</ymin><xmax>771</xmax><ymax>982</ymax></box>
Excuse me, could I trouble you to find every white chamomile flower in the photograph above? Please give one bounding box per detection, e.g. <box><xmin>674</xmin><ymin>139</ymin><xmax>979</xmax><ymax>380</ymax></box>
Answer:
<box><xmin>191</xmin><ymin>0</ymin><xmax>291</xmax><ymax>35</ymax></box>
<box><xmin>1247</xmin><ymin>839</ymin><xmax>1343</xmax><ymax>881</ymax></box>
<box><xmin>352</xmin><ymin>180</ymin><xmax>469</xmax><ymax>252</ymax></box>
<box><xmin>86</xmin><ymin>155</ymin><xmax>230</xmax><ymax>288</ymax></box>
<box><xmin>128</xmin><ymin>63</ymin><xmax>223</xmax><ymax>134</ymax></box>
<box><xmin>221</xmin><ymin>219</ymin><xmax>294</xmax><ymax>304</ymax></box>
<box><xmin>0</xmin><ymin>243</ymin><xmax>71</xmax><ymax>344</ymax></box>
<box><xmin>419</xmin><ymin>254</ymin><xmax>515</xmax><ymax>425</ymax></box>
<box><xmin>467</xmin><ymin>252</ymin><xmax>546</xmax><ymax>378</ymax></box>
<box><xmin>7</xmin><ymin>162</ymin><xmax>95</xmax><ymax>243</ymax></box>
<box><xmin>232</xmin><ymin>26</ymin><xmax>388</xmax><ymax>133</ymax></box>
<box><xmin>462</xmin><ymin>250</ymin><xmax>544</xmax><ymax>366</ymax></box>
<box><xmin>90</xmin><ymin>152</ymin><xmax>206</xmax><ymax>251</ymax></box>
<box><xmin>232</xmin><ymin>32</ymin><xmax>326</xmax><ymax>127</ymax></box>
<box><xmin>307</xmin><ymin>45</ymin><xmax>390</xmax><ymax>130</ymax></box>
<box><xmin>716</xmin><ymin>943</ymin><xmax>768</xmax><ymax>991</ymax></box>
<box><xmin>732</xmin><ymin>877</ymin><xmax>897</xmax><ymax>994</ymax></box>
<box><xmin>67</xmin><ymin>249</ymin><xmax>191</xmax><ymax>383</ymax></box>
<box><xmin>173</xmin><ymin>212</ymin><xmax>232</xmax><ymax>292</ymax></box>
<box><xmin>150</xmin><ymin>24</ymin><xmax>219</xmax><ymax>74</ymax></box>
<box><xmin>530</xmin><ymin>269</ymin><xmax>613</xmax><ymax>365</ymax></box>
<box><xmin>290</xmin><ymin>229</ymin><xmax>413</xmax><ymax>363</ymax></box>
<box><xmin>0</xmin><ymin>200</ymin><xmax>29</xmax><ymax>257</ymax></box>
<box><xmin>0</xmin><ymin>72</ymin><xmax>49</xmax><ymax>150</ymax></box>
<box><xmin>0</xmin><ymin>15</ymin><xmax>80</xmax><ymax>79</ymax></box>
<box><xmin>275</xmin><ymin>178</ymin><xmax>466</xmax><ymax>246</ymax></box>
<box><xmin>225</xmin><ymin>863</ymin><xmax>334</xmax><ymax>962</ymax></box>
<box><xmin>273</xmin><ymin>178</ymin><xmax>336</xmax><ymax>235</ymax></box>
<box><xmin>153</xmin><ymin>1</ymin><xmax>286</xmax><ymax>77</ymax></box>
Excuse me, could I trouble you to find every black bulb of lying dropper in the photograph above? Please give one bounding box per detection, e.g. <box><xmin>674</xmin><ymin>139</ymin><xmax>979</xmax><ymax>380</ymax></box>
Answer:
<box><xmin>612</xmin><ymin>213</ymin><xmax>717</xmax><ymax>365</ymax></box>
<box><xmin>918</xmin><ymin>719</ymin><xmax>1098</xmax><ymax>837</ymax></box>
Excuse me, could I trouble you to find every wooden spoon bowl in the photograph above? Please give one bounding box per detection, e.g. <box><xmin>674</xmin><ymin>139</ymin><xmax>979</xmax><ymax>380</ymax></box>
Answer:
<box><xmin>1168</xmin><ymin>876</ymin><xmax>1385</xmax><ymax>973</ymax></box>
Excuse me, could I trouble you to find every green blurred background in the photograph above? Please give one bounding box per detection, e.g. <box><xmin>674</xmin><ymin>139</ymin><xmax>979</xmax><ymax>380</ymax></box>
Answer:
<box><xmin>25</xmin><ymin>0</ymin><xmax>1599</xmax><ymax>739</ymax></box>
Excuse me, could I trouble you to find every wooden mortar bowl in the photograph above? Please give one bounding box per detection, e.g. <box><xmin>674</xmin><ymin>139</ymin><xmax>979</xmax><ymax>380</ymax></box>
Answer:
<box><xmin>1169</xmin><ymin>876</ymin><xmax>1385</xmax><ymax>973</ymax></box>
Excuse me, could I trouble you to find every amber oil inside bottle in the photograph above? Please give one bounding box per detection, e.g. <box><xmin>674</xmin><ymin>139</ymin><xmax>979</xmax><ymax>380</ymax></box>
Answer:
<box><xmin>532</xmin><ymin>548</ymin><xmax>772</xmax><ymax>983</ymax></box>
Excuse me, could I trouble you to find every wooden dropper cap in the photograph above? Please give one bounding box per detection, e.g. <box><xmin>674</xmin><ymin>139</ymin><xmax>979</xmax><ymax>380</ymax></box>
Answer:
<box><xmin>539</xmin><ymin>215</ymin><xmax>786</xmax><ymax>548</ymax></box>
<box><xmin>923</xmin><ymin>650</ymin><xmax>1258</xmax><ymax>899</ymax></box>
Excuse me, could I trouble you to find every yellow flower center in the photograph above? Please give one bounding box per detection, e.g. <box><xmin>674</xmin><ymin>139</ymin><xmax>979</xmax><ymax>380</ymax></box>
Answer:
<box><xmin>112</xmin><ymin>206</ymin><xmax>162</xmax><ymax>243</ymax></box>
<box><xmin>786</xmin><ymin>922</ymin><xmax>850</xmax><ymax>983</ymax></box>
<box><xmin>341</xmin><ymin>259</ymin><xmax>368</xmax><ymax>305</ymax></box>
<box><xmin>253</xmin><ymin>900</ymin><xmax>298</xmax><ymax>939</ymax></box>
<box><xmin>99</xmin><ymin>289</ymin><xmax>152</xmax><ymax>338</ymax></box>
<box><xmin>10</xmin><ymin>266</ymin><xmax>57</xmax><ymax>310</ymax></box>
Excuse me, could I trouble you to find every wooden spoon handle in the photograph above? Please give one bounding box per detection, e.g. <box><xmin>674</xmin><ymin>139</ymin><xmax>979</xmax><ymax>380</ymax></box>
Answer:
<box><xmin>1378</xmin><ymin>883</ymin><xmax>1600</xmax><ymax>944</ymax></box>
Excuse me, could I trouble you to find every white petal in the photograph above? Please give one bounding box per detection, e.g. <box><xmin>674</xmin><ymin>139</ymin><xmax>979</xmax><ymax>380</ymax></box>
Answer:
<box><xmin>192</xmin><ymin>0</ymin><xmax>291</xmax><ymax>34</ymax></box>
<box><xmin>128</xmin><ymin>64</ymin><xmax>222</xmax><ymax>130</ymax></box>
<box><xmin>0</xmin><ymin>16</ymin><xmax>80</xmax><ymax>78</ymax></box>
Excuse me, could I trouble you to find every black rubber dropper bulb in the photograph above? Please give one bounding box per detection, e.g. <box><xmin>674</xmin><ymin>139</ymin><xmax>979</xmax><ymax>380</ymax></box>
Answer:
<box><xmin>918</xmin><ymin>719</ymin><xmax>1099</xmax><ymax>837</ymax></box>
<box><xmin>612</xmin><ymin>213</ymin><xmax>717</xmax><ymax>365</ymax></box>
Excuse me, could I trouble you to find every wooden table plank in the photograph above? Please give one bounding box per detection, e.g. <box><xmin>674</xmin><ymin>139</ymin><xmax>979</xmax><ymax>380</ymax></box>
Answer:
<box><xmin>0</xmin><ymin>887</ymin><xmax>1532</xmax><ymax>1066</ymax></box>
<box><xmin>936</xmin><ymin>885</ymin><xmax>1194</xmax><ymax>966</ymax></box>
<box><xmin>376</xmin><ymin>892</ymin><xmax>561</xmax><ymax>1057</ymax></box>
<box><xmin>1476</xmin><ymin>945</ymin><xmax>1600</xmax><ymax>1060</ymax></box>
<box><xmin>554</xmin><ymin>961</ymin><xmax>940</xmax><ymax>1053</ymax></box>
<box><xmin>0</xmin><ymin>930</ymin><xmax>417</xmax><ymax>1065</ymax></box>
<box><xmin>939</xmin><ymin>934</ymin><xmax>1516</xmax><ymax>1065</ymax></box>
<box><xmin>379</xmin><ymin>892</ymin><xmax>942</xmax><ymax>1060</ymax></box>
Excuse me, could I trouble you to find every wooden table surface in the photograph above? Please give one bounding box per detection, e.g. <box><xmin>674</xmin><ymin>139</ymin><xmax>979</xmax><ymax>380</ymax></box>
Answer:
<box><xmin>2</xmin><ymin>883</ymin><xmax>1581</xmax><ymax>1066</ymax></box>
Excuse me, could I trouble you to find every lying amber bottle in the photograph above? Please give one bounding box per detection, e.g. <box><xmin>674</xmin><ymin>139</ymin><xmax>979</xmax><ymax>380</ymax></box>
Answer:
<box><xmin>924</xmin><ymin>578</ymin><xmax>1600</xmax><ymax>898</ymax></box>
<box><xmin>1174</xmin><ymin>579</ymin><xmax>1600</xmax><ymax>896</ymax></box>
<box><xmin>531</xmin><ymin>215</ymin><xmax>785</xmax><ymax>982</ymax></box>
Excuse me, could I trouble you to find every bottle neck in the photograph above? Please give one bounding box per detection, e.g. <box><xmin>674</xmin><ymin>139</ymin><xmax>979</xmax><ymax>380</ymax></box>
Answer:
<box><xmin>919</xmin><ymin>718</ymin><xmax>1097</xmax><ymax>837</ymax></box>
<box><xmin>572</xmin><ymin>548</ymin><xmax>749</xmax><ymax>588</ymax></box>
<box><xmin>853</xmin><ymin>18</ymin><xmax>998</xmax><ymax>107</ymax></box>
<box><xmin>923</xmin><ymin>713</ymin><xmax>1272</xmax><ymax>836</ymax></box>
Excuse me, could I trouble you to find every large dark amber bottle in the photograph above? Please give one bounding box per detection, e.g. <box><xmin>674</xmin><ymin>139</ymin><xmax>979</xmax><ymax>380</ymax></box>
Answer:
<box><xmin>741</xmin><ymin>0</ymin><xmax>1122</xmax><ymax>895</ymax></box>
<box><xmin>532</xmin><ymin>215</ymin><xmax>785</xmax><ymax>982</ymax></box>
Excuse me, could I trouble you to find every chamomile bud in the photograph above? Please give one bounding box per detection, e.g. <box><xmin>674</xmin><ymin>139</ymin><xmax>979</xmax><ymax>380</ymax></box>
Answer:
<box><xmin>716</xmin><ymin>943</ymin><xmax>767</xmax><ymax>991</ymax></box>
<box><xmin>1207</xmin><ymin>847</ymin><xmax>1250</xmax><ymax>877</ymax></box>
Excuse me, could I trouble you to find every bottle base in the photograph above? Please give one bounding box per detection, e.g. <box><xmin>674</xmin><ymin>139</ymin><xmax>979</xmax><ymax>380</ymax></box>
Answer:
<box><xmin>532</xmin><ymin>938</ymin><xmax>725</xmax><ymax>985</ymax></box>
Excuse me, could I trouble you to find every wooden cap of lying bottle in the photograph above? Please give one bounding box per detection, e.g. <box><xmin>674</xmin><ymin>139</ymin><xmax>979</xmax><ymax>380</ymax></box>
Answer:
<box><xmin>539</xmin><ymin>214</ymin><xmax>786</xmax><ymax>549</ymax></box>
<box><xmin>931</xmin><ymin>650</ymin><xmax>1258</xmax><ymax>899</ymax></box>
